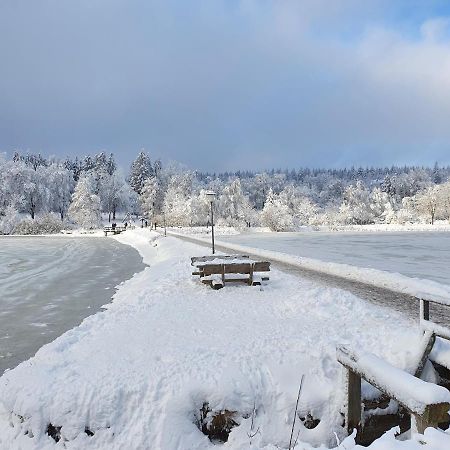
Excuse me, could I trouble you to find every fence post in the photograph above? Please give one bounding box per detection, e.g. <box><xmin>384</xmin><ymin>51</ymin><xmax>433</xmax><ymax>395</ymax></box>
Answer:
<box><xmin>420</xmin><ymin>299</ymin><xmax>430</xmax><ymax>321</ymax></box>
<box><xmin>347</xmin><ymin>369</ymin><xmax>362</xmax><ymax>434</ymax></box>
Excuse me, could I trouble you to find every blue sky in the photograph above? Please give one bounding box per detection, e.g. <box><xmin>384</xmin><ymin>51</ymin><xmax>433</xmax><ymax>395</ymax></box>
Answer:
<box><xmin>1</xmin><ymin>0</ymin><xmax>450</xmax><ymax>171</ymax></box>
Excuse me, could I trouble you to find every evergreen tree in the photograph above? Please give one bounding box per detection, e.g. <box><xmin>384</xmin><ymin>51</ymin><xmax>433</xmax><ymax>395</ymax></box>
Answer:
<box><xmin>129</xmin><ymin>151</ymin><xmax>154</xmax><ymax>195</ymax></box>
<box><xmin>68</xmin><ymin>177</ymin><xmax>102</xmax><ymax>229</ymax></box>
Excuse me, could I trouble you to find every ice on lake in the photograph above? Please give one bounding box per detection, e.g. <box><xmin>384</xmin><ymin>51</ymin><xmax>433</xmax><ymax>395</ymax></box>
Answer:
<box><xmin>0</xmin><ymin>236</ymin><xmax>145</xmax><ymax>373</ymax></box>
<box><xmin>222</xmin><ymin>231</ymin><xmax>450</xmax><ymax>286</ymax></box>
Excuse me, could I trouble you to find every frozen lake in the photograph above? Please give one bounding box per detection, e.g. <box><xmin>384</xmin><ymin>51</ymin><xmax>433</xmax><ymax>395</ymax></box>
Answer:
<box><xmin>221</xmin><ymin>231</ymin><xmax>450</xmax><ymax>286</ymax></box>
<box><xmin>0</xmin><ymin>236</ymin><xmax>145</xmax><ymax>373</ymax></box>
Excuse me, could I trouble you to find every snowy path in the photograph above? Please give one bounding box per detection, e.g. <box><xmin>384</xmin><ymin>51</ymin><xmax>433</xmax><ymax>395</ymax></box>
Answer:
<box><xmin>168</xmin><ymin>232</ymin><xmax>450</xmax><ymax>326</ymax></box>
<box><xmin>0</xmin><ymin>229</ymin><xmax>448</xmax><ymax>449</ymax></box>
<box><xmin>0</xmin><ymin>236</ymin><xmax>145</xmax><ymax>373</ymax></box>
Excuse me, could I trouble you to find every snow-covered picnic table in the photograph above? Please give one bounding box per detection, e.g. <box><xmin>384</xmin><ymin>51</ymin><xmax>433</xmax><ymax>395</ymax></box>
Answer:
<box><xmin>191</xmin><ymin>254</ymin><xmax>270</xmax><ymax>289</ymax></box>
<box><xmin>104</xmin><ymin>225</ymin><xmax>126</xmax><ymax>236</ymax></box>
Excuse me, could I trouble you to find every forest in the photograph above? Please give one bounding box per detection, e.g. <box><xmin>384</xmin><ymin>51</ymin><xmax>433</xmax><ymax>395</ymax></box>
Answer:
<box><xmin>1</xmin><ymin>150</ymin><xmax>450</xmax><ymax>234</ymax></box>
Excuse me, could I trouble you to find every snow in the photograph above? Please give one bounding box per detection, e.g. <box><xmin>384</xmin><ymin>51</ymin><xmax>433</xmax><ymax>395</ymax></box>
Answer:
<box><xmin>194</xmin><ymin>257</ymin><xmax>258</xmax><ymax>266</ymax></box>
<box><xmin>0</xmin><ymin>229</ymin><xmax>449</xmax><ymax>449</ymax></box>
<box><xmin>167</xmin><ymin>225</ymin><xmax>240</xmax><ymax>236</ymax></box>
<box><xmin>430</xmin><ymin>338</ymin><xmax>450</xmax><ymax>372</ymax></box>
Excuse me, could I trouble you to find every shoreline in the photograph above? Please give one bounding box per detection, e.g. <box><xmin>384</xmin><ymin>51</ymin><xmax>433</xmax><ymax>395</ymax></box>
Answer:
<box><xmin>0</xmin><ymin>235</ymin><xmax>147</xmax><ymax>374</ymax></box>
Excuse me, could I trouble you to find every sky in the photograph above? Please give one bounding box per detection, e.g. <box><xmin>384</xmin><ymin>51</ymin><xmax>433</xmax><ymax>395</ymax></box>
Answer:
<box><xmin>1</xmin><ymin>0</ymin><xmax>450</xmax><ymax>172</ymax></box>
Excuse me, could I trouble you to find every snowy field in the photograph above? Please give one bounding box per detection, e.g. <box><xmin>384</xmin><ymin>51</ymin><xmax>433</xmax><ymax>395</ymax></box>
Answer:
<box><xmin>0</xmin><ymin>236</ymin><xmax>145</xmax><ymax>373</ymax></box>
<box><xmin>221</xmin><ymin>231</ymin><xmax>450</xmax><ymax>287</ymax></box>
<box><xmin>0</xmin><ymin>229</ymin><xmax>449</xmax><ymax>449</ymax></box>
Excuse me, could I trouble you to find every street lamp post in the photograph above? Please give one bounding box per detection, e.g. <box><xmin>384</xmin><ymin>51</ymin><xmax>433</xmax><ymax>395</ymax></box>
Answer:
<box><xmin>205</xmin><ymin>191</ymin><xmax>216</xmax><ymax>254</ymax></box>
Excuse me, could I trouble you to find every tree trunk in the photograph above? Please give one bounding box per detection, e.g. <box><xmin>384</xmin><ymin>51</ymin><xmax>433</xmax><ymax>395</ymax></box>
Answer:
<box><xmin>108</xmin><ymin>211</ymin><xmax>111</xmax><ymax>223</ymax></box>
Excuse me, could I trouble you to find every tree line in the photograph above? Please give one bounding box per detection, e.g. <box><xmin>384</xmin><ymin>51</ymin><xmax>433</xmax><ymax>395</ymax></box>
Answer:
<box><xmin>1</xmin><ymin>150</ymin><xmax>449</xmax><ymax>234</ymax></box>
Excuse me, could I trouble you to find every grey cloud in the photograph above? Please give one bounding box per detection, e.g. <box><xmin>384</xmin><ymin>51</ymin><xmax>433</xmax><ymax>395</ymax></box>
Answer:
<box><xmin>1</xmin><ymin>0</ymin><xmax>450</xmax><ymax>171</ymax></box>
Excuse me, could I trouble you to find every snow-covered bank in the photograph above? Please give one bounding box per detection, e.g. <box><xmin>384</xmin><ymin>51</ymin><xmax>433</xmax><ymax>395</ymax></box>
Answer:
<box><xmin>313</xmin><ymin>223</ymin><xmax>450</xmax><ymax>233</ymax></box>
<box><xmin>168</xmin><ymin>223</ymin><xmax>450</xmax><ymax>236</ymax></box>
<box><xmin>0</xmin><ymin>229</ymin><xmax>449</xmax><ymax>449</ymax></box>
<box><xmin>166</xmin><ymin>226</ymin><xmax>241</xmax><ymax>236</ymax></box>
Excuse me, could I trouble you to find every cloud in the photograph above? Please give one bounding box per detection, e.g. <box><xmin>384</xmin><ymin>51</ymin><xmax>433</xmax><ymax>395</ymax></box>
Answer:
<box><xmin>1</xmin><ymin>1</ymin><xmax>450</xmax><ymax>170</ymax></box>
<box><xmin>421</xmin><ymin>17</ymin><xmax>450</xmax><ymax>41</ymax></box>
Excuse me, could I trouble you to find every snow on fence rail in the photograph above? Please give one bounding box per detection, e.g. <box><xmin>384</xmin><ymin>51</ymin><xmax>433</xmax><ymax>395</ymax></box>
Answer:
<box><xmin>337</xmin><ymin>346</ymin><xmax>450</xmax><ymax>435</ymax></box>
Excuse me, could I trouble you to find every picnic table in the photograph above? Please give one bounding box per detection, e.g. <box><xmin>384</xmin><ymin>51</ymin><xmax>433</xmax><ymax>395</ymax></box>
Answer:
<box><xmin>104</xmin><ymin>225</ymin><xmax>127</xmax><ymax>236</ymax></box>
<box><xmin>191</xmin><ymin>255</ymin><xmax>270</xmax><ymax>289</ymax></box>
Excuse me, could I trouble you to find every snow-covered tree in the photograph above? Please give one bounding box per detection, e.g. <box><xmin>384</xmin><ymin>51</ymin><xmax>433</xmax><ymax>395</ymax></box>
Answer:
<box><xmin>395</xmin><ymin>197</ymin><xmax>416</xmax><ymax>224</ymax></box>
<box><xmin>0</xmin><ymin>205</ymin><xmax>19</xmax><ymax>235</ymax></box>
<box><xmin>191</xmin><ymin>189</ymin><xmax>213</xmax><ymax>226</ymax></box>
<box><xmin>13</xmin><ymin>163</ymin><xmax>50</xmax><ymax>219</ymax></box>
<box><xmin>340</xmin><ymin>181</ymin><xmax>374</xmax><ymax>225</ymax></box>
<box><xmin>436</xmin><ymin>181</ymin><xmax>450</xmax><ymax>223</ymax></box>
<box><xmin>163</xmin><ymin>185</ymin><xmax>191</xmax><ymax>226</ymax></box>
<box><xmin>217</xmin><ymin>179</ymin><xmax>253</xmax><ymax>227</ymax></box>
<box><xmin>129</xmin><ymin>151</ymin><xmax>154</xmax><ymax>194</ymax></box>
<box><xmin>68</xmin><ymin>177</ymin><xmax>102</xmax><ymax>229</ymax></box>
<box><xmin>101</xmin><ymin>171</ymin><xmax>129</xmax><ymax>222</ymax></box>
<box><xmin>260</xmin><ymin>189</ymin><xmax>293</xmax><ymax>231</ymax></box>
<box><xmin>48</xmin><ymin>164</ymin><xmax>75</xmax><ymax>220</ymax></box>
<box><xmin>279</xmin><ymin>185</ymin><xmax>318</xmax><ymax>226</ymax></box>
<box><xmin>369</xmin><ymin>187</ymin><xmax>393</xmax><ymax>223</ymax></box>
<box><xmin>140</xmin><ymin>176</ymin><xmax>164</xmax><ymax>220</ymax></box>
<box><xmin>415</xmin><ymin>186</ymin><xmax>439</xmax><ymax>224</ymax></box>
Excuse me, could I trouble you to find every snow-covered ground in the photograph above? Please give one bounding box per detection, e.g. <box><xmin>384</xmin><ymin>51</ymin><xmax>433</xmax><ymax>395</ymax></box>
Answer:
<box><xmin>0</xmin><ymin>229</ymin><xmax>449</xmax><ymax>449</ymax></box>
<box><xmin>0</xmin><ymin>236</ymin><xmax>145</xmax><ymax>373</ymax></box>
<box><xmin>166</xmin><ymin>226</ymin><xmax>241</xmax><ymax>236</ymax></box>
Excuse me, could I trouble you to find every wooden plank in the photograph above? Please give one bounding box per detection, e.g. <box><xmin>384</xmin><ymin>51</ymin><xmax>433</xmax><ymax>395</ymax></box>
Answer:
<box><xmin>223</xmin><ymin>263</ymin><xmax>252</xmax><ymax>274</ymax></box>
<box><xmin>253</xmin><ymin>261</ymin><xmax>270</xmax><ymax>272</ymax></box>
<box><xmin>347</xmin><ymin>369</ymin><xmax>362</xmax><ymax>434</ymax></box>
<box><xmin>202</xmin><ymin>264</ymin><xmax>224</xmax><ymax>276</ymax></box>
<box><xmin>412</xmin><ymin>402</ymin><xmax>450</xmax><ymax>434</ymax></box>
<box><xmin>224</xmin><ymin>275</ymin><xmax>251</xmax><ymax>283</ymax></box>
<box><xmin>413</xmin><ymin>331</ymin><xmax>436</xmax><ymax>378</ymax></box>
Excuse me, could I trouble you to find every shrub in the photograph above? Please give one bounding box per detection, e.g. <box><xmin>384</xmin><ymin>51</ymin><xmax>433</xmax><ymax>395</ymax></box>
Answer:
<box><xmin>14</xmin><ymin>213</ymin><xmax>64</xmax><ymax>235</ymax></box>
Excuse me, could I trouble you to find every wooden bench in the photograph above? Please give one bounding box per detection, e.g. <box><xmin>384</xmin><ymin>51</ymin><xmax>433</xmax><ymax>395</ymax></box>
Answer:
<box><xmin>337</xmin><ymin>345</ymin><xmax>450</xmax><ymax>436</ymax></box>
<box><xmin>104</xmin><ymin>226</ymin><xmax>126</xmax><ymax>236</ymax></box>
<box><xmin>191</xmin><ymin>255</ymin><xmax>270</xmax><ymax>289</ymax></box>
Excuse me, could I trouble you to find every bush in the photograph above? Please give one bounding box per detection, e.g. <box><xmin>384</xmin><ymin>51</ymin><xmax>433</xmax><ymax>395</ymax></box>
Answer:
<box><xmin>0</xmin><ymin>206</ymin><xmax>20</xmax><ymax>235</ymax></box>
<box><xmin>14</xmin><ymin>213</ymin><xmax>64</xmax><ymax>235</ymax></box>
